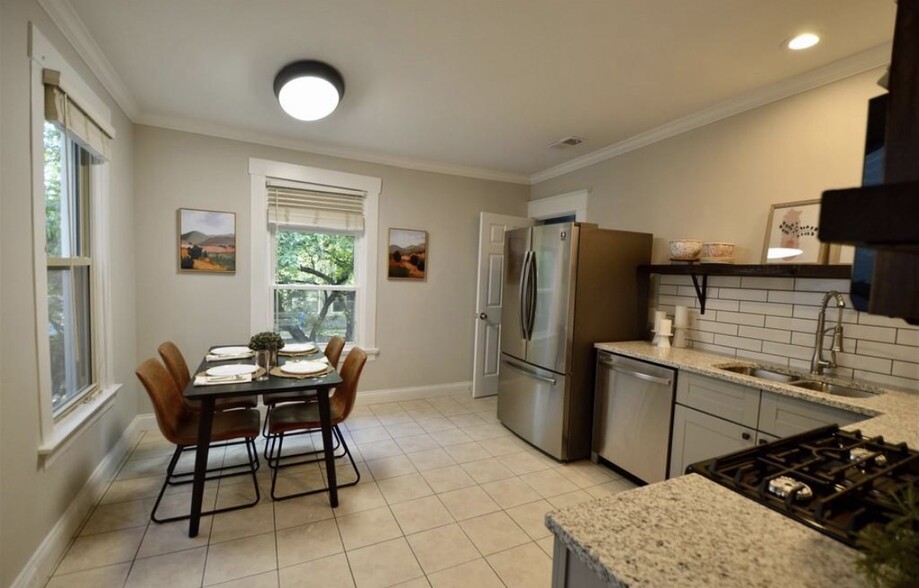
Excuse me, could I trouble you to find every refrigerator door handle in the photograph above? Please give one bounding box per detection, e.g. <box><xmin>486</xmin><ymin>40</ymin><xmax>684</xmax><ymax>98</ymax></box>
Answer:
<box><xmin>519</xmin><ymin>251</ymin><xmax>532</xmax><ymax>340</ymax></box>
<box><xmin>502</xmin><ymin>356</ymin><xmax>557</xmax><ymax>385</ymax></box>
<box><xmin>526</xmin><ymin>253</ymin><xmax>537</xmax><ymax>340</ymax></box>
<box><xmin>606</xmin><ymin>364</ymin><xmax>673</xmax><ymax>387</ymax></box>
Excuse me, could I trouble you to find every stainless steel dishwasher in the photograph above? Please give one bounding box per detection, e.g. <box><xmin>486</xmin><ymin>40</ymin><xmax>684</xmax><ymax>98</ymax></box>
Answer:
<box><xmin>592</xmin><ymin>351</ymin><xmax>676</xmax><ymax>484</ymax></box>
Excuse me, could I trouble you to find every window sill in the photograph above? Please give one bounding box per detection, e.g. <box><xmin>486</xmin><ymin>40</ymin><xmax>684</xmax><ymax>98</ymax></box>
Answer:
<box><xmin>38</xmin><ymin>383</ymin><xmax>121</xmax><ymax>467</ymax></box>
<box><xmin>345</xmin><ymin>345</ymin><xmax>379</xmax><ymax>361</ymax></box>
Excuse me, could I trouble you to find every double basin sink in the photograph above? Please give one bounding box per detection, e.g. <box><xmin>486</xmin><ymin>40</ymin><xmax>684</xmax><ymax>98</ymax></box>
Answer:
<box><xmin>716</xmin><ymin>364</ymin><xmax>880</xmax><ymax>399</ymax></box>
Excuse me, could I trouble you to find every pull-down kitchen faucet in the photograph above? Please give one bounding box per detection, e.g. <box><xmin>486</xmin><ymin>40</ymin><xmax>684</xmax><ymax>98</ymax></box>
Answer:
<box><xmin>810</xmin><ymin>291</ymin><xmax>846</xmax><ymax>375</ymax></box>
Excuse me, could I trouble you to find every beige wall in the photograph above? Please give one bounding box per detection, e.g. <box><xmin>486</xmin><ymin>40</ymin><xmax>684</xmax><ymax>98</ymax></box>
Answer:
<box><xmin>0</xmin><ymin>0</ymin><xmax>137</xmax><ymax>585</ymax></box>
<box><xmin>531</xmin><ymin>69</ymin><xmax>887</xmax><ymax>263</ymax></box>
<box><xmin>133</xmin><ymin>126</ymin><xmax>529</xmax><ymax>409</ymax></box>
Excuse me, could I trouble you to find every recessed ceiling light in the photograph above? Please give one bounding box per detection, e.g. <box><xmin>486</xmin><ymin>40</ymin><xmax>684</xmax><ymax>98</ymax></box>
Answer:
<box><xmin>786</xmin><ymin>33</ymin><xmax>820</xmax><ymax>51</ymax></box>
<box><xmin>273</xmin><ymin>60</ymin><xmax>345</xmax><ymax>121</ymax></box>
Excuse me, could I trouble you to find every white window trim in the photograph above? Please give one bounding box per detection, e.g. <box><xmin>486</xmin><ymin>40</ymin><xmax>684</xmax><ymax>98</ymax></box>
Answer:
<box><xmin>528</xmin><ymin>189</ymin><xmax>589</xmax><ymax>222</ymax></box>
<box><xmin>249</xmin><ymin>158</ymin><xmax>380</xmax><ymax>358</ymax></box>
<box><xmin>30</xmin><ymin>24</ymin><xmax>119</xmax><ymax>465</ymax></box>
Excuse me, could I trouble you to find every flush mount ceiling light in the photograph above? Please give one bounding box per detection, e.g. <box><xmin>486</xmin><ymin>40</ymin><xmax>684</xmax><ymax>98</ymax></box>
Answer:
<box><xmin>274</xmin><ymin>60</ymin><xmax>345</xmax><ymax>121</ymax></box>
<box><xmin>786</xmin><ymin>32</ymin><xmax>821</xmax><ymax>51</ymax></box>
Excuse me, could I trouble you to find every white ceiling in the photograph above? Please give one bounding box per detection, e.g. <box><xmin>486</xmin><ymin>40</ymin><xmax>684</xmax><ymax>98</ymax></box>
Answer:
<box><xmin>59</xmin><ymin>0</ymin><xmax>896</xmax><ymax>183</ymax></box>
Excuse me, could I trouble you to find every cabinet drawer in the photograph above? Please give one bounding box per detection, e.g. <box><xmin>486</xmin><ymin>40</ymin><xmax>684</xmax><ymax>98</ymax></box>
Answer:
<box><xmin>675</xmin><ymin>373</ymin><xmax>760</xmax><ymax>428</ymax></box>
<box><xmin>757</xmin><ymin>391</ymin><xmax>863</xmax><ymax>438</ymax></box>
<box><xmin>669</xmin><ymin>404</ymin><xmax>756</xmax><ymax>478</ymax></box>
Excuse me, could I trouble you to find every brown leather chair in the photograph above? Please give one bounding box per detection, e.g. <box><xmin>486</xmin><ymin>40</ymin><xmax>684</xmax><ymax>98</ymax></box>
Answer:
<box><xmin>266</xmin><ymin>347</ymin><xmax>367</xmax><ymax>501</ymax></box>
<box><xmin>158</xmin><ymin>341</ymin><xmax>258</xmax><ymax>411</ymax></box>
<box><xmin>135</xmin><ymin>357</ymin><xmax>262</xmax><ymax>523</ymax></box>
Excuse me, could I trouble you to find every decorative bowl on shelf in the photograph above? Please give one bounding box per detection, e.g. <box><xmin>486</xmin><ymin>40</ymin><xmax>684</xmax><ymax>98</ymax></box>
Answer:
<box><xmin>669</xmin><ymin>240</ymin><xmax>703</xmax><ymax>261</ymax></box>
<box><xmin>701</xmin><ymin>242</ymin><xmax>734</xmax><ymax>260</ymax></box>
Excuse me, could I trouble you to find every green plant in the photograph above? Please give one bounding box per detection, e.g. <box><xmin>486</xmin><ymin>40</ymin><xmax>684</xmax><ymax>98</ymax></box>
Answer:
<box><xmin>856</xmin><ymin>486</ymin><xmax>919</xmax><ymax>588</ymax></box>
<box><xmin>248</xmin><ymin>331</ymin><xmax>285</xmax><ymax>351</ymax></box>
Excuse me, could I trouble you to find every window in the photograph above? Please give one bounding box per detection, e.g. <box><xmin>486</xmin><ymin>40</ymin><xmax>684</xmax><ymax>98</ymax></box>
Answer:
<box><xmin>248</xmin><ymin>159</ymin><xmax>380</xmax><ymax>356</ymax></box>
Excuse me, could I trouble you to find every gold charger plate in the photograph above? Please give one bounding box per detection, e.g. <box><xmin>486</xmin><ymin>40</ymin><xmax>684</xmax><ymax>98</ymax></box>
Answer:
<box><xmin>269</xmin><ymin>365</ymin><xmax>334</xmax><ymax>379</ymax></box>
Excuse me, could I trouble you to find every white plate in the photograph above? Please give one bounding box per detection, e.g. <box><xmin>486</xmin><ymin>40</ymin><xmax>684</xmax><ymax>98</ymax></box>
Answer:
<box><xmin>283</xmin><ymin>342</ymin><xmax>317</xmax><ymax>353</ymax></box>
<box><xmin>206</xmin><ymin>364</ymin><xmax>259</xmax><ymax>377</ymax></box>
<box><xmin>210</xmin><ymin>346</ymin><xmax>253</xmax><ymax>356</ymax></box>
<box><xmin>281</xmin><ymin>360</ymin><xmax>327</xmax><ymax>375</ymax></box>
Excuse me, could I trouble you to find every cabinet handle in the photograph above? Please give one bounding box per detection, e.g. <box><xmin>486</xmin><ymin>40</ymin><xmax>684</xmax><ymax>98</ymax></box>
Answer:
<box><xmin>741</xmin><ymin>432</ymin><xmax>751</xmax><ymax>441</ymax></box>
<box><xmin>758</xmin><ymin>439</ymin><xmax>769</xmax><ymax>445</ymax></box>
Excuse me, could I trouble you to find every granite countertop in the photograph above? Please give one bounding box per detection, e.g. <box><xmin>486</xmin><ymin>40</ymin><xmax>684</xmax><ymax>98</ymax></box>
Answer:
<box><xmin>545</xmin><ymin>341</ymin><xmax>919</xmax><ymax>587</ymax></box>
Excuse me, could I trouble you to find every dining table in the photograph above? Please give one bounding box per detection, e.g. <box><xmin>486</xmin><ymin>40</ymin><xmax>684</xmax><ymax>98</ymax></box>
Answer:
<box><xmin>182</xmin><ymin>345</ymin><xmax>343</xmax><ymax>538</ymax></box>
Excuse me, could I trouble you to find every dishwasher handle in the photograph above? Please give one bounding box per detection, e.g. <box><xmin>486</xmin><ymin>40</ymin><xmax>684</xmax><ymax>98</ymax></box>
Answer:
<box><xmin>599</xmin><ymin>358</ymin><xmax>672</xmax><ymax>387</ymax></box>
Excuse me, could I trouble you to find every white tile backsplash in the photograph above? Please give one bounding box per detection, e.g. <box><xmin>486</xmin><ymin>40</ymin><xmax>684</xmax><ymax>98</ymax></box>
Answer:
<box><xmin>652</xmin><ymin>275</ymin><xmax>919</xmax><ymax>392</ymax></box>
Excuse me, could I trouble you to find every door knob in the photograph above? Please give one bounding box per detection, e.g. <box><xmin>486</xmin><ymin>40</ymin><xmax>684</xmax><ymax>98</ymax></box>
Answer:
<box><xmin>477</xmin><ymin>312</ymin><xmax>488</xmax><ymax>320</ymax></box>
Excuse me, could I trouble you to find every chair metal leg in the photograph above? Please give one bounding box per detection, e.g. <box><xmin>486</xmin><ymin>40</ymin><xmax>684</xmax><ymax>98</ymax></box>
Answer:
<box><xmin>269</xmin><ymin>425</ymin><xmax>360</xmax><ymax>501</ymax></box>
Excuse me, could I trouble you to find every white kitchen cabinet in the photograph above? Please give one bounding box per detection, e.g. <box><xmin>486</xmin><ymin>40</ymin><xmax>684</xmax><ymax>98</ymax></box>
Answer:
<box><xmin>758</xmin><ymin>391</ymin><xmax>862</xmax><ymax>438</ymax></box>
<box><xmin>676</xmin><ymin>373</ymin><xmax>761</xmax><ymax>428</ymax></box>
<box><xmin>669</xmin><ymin>404</ymin><xmax>756</xmax><ymax>478</ymax></box>
<box><xmin>756</xmin><ymin>431</ymin><xmax>780</xmax><ymax>446</ymax></box>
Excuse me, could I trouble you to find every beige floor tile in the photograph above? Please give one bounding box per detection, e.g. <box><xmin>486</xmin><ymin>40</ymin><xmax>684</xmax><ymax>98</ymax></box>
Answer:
<box><xmin>441</xmin><ymin>441</ymin><xmax>490</xmax><ymax>464</ymax></box>
<box><xmin>552</xmin><ymin>461</ymin><xmax>615</xmax><ymax>488</ymax></box>
<box><xmin>390</xmin><ymin>495</ymin><xmax>454</xmax><ymax>535</ymax></box>
<box><xmin>428</xmin><ymin>428</ymin><xmax>473</xmax><ymax>447</ymax></box>
<box><xmin>385</xmin><ymin>421</ymin><xmax>426</xmax><ymax>438</ymax></box>
<box><xmin>536</xmin><ymin>536</ymin><xmax>555</xmax><ymax>557</ymax></box>
<box><xmin>366</xmin><ymin>455</ymin><xmax>418</xmax><ymax>480</ymax></box>
<box><xmin>273</xmin><ymin>492</ymin><xmax>335</xmax><ymax>530</ymax></box>
<box><xmin>116</xmin><ymin>455</ymin><xmax>175</xmax><ymax>481</ymax></box>
<box><xmin>480</xmin><ymin>477</ymin><xmax>542</xmax><ymax>509</ymax></box>
<box><xmin>504</xmin><ymin>500</ymin><xmax>553</xmax><ymax>540</ymax></box>
<box><xmin>406</xmin><ymin>448</ymin><xmax>456</xmax><ymax>472</ymax></box>
<box><xmin>486</xmin><ymin>542</ymin><xmax>552</xmax><ymax>588</ymax></box>
<box><xmin>377</xmin><ymin>473</ymin><xmax>434</xmax><ymax>504</ymax></box>
<box><xmin>482</xmin><ymin>436</ymin><xmax>528</xmax><ymax>457</ymax></box>
<box><xmin>459</xmin><ymin>511</ymin><xmax>531</xmax><ymax>556</ymax></box>
<box><xmin>355</xmin><ymin>439</ymin><xmax>403</xmax><ymax>461</ymax></box>
<box><xmin>336</xmin><ymin>506</ymin><xmax>403</xmax><ymax>550</ymax></box>
<box><xmin>427</xmin><ymin>558</ymin><xmax>504</xmax><ymax>588</ymax></box>
<box><xmin>369</xmin><ymin>402</ymin><xmax>406</xmax><ymax>416</ymax></box>
<box><xmin>463</xmin><ymin>424</ymin><xmax>510</xmax><ymax>441</ymax></box>
<box><xmin>395</xmin><ymin>434</ymin><xmax>441</xmax><ymax>454</ymax></box>
<box><xmin>332</xmin><ymin>481</ymin><xmax>387</xmax><ymax>515</ymax></box>
<box><xmin>55</xmin><ymin>527</ymin><xmax>146</xmax><ymax>575</ymax></box>
<box><xmin>438</xmin><ymin>486</ymin><xmax>501</xmax><ymax>521</ymax></box>
<box><xmin>376</xmin><ymin>412</ymin><xmax>417</xmax><ymax>426</ymax></box>
<box><xmin>211</xmin><ymin>570</ymin><xmax>279</xmax><ymax>587</ymax></box>
<box><xmin>279</xmin><ymin>553</ymin><xmax>354</xmax><ymax>588</ymax></box>
<box><xmin>345</xmin><ymin>414</ymin><xmax>383</xmax><ymax>431</ymax></box>
<box><xmin>276</xmin><ymin>518</ymin><xmax>343</xmax><ymax>568</ymax></box>
<box><xmin>496</xmin><ymin>451</ymin><xmax>554</xmax><ymax>476</ymax></box>
<box><xmin>546</xmin><ymin>489</ymin><xmax>595</xmax><ymax>509</ymax></box>
<box><xmin>46</xmin><ymin>563</ymin><xmax>131</xmax><ymax>588</ymax></box>
<box><xmin>519</xmin><ymin>469</ymin><xmax>579</xmax><ymax>498</ymax></box>
<box><xmin>417</xmin><ymin>417</ymin><xmax>456</xmax><ymax>433</ymax></box>
<box><xmin>584</xmin><ymin>477</ymin><xmax>638</xmax><ymax>499</ymax></box>
<box><xmin>203</xmin><ymin>532</ymin><xmax>277</xmax><ymax>586</ymax></box>
<box><xmin>153</xmin><ymin>488</ymin><xmax>218</xmax><ymax>521</ymax></box>
<box><xmin>100</xmin><ymin>475</ymin><xmax>166</xmax><ymax>504</ymax></box>
<box><xmin>420</xmin><ymin>465</ymin><xmax>477</xmax><ymax>493</ymax></box>
<box><xmin>391</xmin><ymin>578</ymin><xmax>431</xmax><ymax>588</ymax></box>
<box><xmin>209</xmin><ymin>502</ymin><xmax>275</xmax><ymax>544</ymax></box>
<box><xmin>322</xmin><ymin>459</ymin><xmax>372</xmax><ymax>488</ymax></box>
<box><xmin>446</xmin><ymin>414</ymin><xmax>488</xmax><ymax>429</ymax></box>
<box><xmin>137</xmin><ymin>516</ymin><xmax>212</xmax><ymax>559</ymax></box>
<box><xmin>125</xmin><ymin>546</ymin><xmax>206</xmax><ymax>588</ymax></box>
<box><xmin>460</xmin><ymin>458</ymin><xmax>515</xmax><ymax>484</ymax></box>
<box><xmin>405</xmin><ymin>523</ymin><xmax>480</xmax><ymax>574</ymax></box>
<box><xmin>80</xmin><ymin>499</ymin><xmax>153</xmax><ymax>536</ymax></box>
<box><xmin>347</xmin><ymin>537</ymin><xmax>424</xmax><ymax>588</ymax></box>
<box><xmin>404</xmin><ymin>407</ymin><xmax>441</xmax><ymax>420</ymax></box>
<box><xmin>350</xmin><ymin>426</ymin><xmax>393</xmax><ymax>444</ymax></box>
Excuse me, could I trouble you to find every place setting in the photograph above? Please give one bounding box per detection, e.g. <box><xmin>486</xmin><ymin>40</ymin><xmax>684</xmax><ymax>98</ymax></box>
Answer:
<box><xmin>270</xmin><ymin>358</ymin><xmax>334</xmax><ymax>379</ymax></box>
<box><xmin>193</xmin><ymin>362</ymin><xmax>266</xmax><ymax>385</ymax></box>
<box><xmin>278</xmin><ymin>341</ymin><xmax>320</xmax><ymax>357</ymax></box>
<box><xmin>206</xmin><ymin>345</ymin><xmax>255</xmax><ymax>361</ymax></box>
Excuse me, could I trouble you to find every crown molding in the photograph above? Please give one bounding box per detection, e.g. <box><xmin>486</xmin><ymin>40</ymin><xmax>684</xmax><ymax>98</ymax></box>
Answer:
<box><xmin>36</xmin><ymin>0</ymin><xmax>141</xmax><ymax>120</ymax></box>
<box><xmin>137</xmin><ymin>112</ymin><xmax>532</xmax><ymax>184</ymax></box>
<box><xmin>530</xmin><ymin>43</ymin><xmax>892</xmax><ymax>185</ymax></box>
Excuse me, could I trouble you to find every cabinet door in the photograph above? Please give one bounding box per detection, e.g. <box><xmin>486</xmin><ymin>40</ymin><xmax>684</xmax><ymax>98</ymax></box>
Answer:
<box><xmin>758</xmin><ymin>391</ymin><xmax>863</xmax><ymax>438</ymax></box>
<box><xmin>669</xmin><ymin>404</ymin><xmax>756</xmax><ymax>478</ymax></box>
<box><xmin>756</xmin><ymin>431</ymin><xmax>780</xmax><ymax>446</ymax></box>
<box><xmin>676</xmin><ymin>373</ymin><xmax>760</xmax><ymax>428</ymax></box>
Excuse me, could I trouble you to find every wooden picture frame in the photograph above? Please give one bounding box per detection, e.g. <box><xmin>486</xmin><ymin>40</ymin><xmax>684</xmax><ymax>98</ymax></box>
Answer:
<box><xmin>387</xmin><ymin>228</ymin><xmax>427</xmax><ymax>280</ymax></box>
<box><xmin>178</xmin><ymin>208</ymin><xmax>236</xmax><ymax>273</ymax></box>
<box><xmin>761</xmin><ymin>199</ymin><xmax>830</xmax><ymax>264</ymax></box>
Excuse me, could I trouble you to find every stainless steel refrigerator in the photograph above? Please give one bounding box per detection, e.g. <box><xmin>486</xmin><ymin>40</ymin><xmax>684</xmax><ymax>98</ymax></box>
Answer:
<box><xmin>497</xmin><ymin>222</ymin><xmax>651</xmax><ymax>461</ymax></box>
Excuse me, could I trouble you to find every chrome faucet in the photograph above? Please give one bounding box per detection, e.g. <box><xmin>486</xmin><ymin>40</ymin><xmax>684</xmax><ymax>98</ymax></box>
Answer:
<box><xmin>810</xmin><ymin>291</ymin><xmax>846</xmax><ymax>375</ymax></box>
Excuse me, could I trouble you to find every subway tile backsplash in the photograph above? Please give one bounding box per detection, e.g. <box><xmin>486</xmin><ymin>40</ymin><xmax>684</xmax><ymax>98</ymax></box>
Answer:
<box><xmin>652</xmin><ymin>275</ymin><xmax>919</xmax><ymax>392</ymax></box>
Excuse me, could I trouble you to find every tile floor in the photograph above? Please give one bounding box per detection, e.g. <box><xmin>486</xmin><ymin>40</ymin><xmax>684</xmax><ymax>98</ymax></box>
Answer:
<box><xmin>46</xmin><ymin>392</ymin><xmax>637</xmax><ymax>588</ymax></box>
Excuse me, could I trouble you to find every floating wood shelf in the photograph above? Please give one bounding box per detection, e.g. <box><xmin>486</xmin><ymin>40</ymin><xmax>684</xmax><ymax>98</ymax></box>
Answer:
<box><xmin>638</xmin><ymin>264</ymin><xmax>852</xmax><ymax>314</ymax></box>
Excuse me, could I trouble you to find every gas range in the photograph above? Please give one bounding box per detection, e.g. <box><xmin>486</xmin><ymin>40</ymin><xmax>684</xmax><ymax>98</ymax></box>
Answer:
<box><xmin>688</xmin><ymin>425</ymin><xmax>919</xmax><ymax>548</ymax></box>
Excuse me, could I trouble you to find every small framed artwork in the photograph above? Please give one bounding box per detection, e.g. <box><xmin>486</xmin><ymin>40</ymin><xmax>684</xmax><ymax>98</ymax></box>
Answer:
<box><xmin>388</xmin><ymin>228</ymin><xmax>427</xmax><ymax>280</ymax></box>
<box><xmin>178</xmin><ymin>208</ymin><xmax>236</xmax><ymax>273</ymax></box>
<box><xmin>761</xmin><ymin>199</ymin><xmax>829</xmax><ymax>264</ymax></box>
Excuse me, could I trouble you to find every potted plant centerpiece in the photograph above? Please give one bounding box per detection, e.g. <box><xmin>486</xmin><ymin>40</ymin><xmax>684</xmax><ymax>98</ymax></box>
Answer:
<box><xmin>248</xmin><ymin>331</ymin><xmax>285</xmax><ymax>371</ymax></box>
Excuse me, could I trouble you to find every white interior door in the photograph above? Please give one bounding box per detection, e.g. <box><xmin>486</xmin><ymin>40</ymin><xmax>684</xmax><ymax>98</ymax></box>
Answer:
<box><xmin>472</xmin><ymin>212</ymin><xmax>532</xmax><ymax>398</ymax></box>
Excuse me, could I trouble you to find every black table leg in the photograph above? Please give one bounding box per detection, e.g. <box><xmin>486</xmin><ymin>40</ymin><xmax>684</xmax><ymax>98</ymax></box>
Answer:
<box><xmin>317</xmin><ymin>390</ymin><xmax>339</xmax><ymax>507</ymax></box>
<box><xmin>189</xmin><ymin>396</ymin><xmax>215</xmax><ymax>537</ymax></box>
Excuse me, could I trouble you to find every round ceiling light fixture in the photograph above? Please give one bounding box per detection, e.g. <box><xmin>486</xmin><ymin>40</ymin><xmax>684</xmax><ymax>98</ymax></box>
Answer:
<box><xmin>786</xmin><ymin>32</ymin><xmax>820</xmax><ymax>51</ymax></box>
<box><xmin>274</xmin><ymin>60</ymin><xmax>345</xmax><ymax>121</ymax></box>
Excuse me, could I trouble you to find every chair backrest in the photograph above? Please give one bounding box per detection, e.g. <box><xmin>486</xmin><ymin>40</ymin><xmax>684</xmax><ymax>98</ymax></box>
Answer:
<box><xmin>324</xmin><ymin>336</ymin><xmax>345</xmax><ymax>367</ymax></box>
<box><xmin>331</xmin><ymin>347</ymin><xmax>367</xmax><ymax>422</ymax></box>
<box><xmin>136</xmin><ymin>357</ymin><xmax>191</xmax><ymax>444</ymax></box>
<box><xmin>158</xmin><ymin>341</ymin><xmax>191</xmax><ymax>391</ymax></box>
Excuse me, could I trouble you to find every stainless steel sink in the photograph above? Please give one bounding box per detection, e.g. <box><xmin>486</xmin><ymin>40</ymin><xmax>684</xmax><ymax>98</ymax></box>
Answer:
<box><xmin>717</xmin><ymin>365</ymin><xmax>799</xmax><ymax>383</ymax></box>
<box><xmin>790</xmin><ymin>380</ymin><xmax>877</xmax><ymax>398</ymax></box>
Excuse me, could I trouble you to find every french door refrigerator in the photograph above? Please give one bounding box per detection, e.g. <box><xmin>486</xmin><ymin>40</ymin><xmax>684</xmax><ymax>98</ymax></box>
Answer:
<box><xmin>497</xmin><ymin>222</ymin><xmax>651</xmax><ymax>461</ymax></box>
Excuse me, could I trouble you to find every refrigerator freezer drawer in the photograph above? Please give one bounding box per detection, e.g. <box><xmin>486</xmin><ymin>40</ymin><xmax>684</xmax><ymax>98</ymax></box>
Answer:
<box><xmin>497</xmin><ymin>354</ymin><xmax>567</xmax><ymax>460</ymax></box>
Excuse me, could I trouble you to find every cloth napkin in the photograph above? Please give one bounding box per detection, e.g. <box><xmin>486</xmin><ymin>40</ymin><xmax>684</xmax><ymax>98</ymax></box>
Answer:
<box><xmin>206</xmin><ymin>352</ymin><xmax>254</xmax><ymax>362</ymax></box>
<box><xmin>193</xmin><ymin>373</ymin><xmax>253</xmax><ymax>386</ymax></box>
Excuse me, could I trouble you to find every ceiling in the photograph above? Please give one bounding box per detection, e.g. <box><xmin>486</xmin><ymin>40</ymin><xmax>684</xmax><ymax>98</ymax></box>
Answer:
<box><xmin>59</xmin><ymin>0</ymin><xmax>896</xmax><ymax>183</ymax></box>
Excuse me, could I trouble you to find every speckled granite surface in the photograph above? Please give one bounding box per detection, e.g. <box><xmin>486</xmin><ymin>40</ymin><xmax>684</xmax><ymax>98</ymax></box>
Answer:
<box><xmin>547</xmin><ymin>475</ymin><xmax>865</xmax><ymax>588</ymax></box>
<box><xmin>546</xmin><ymin>341</ymin><xmax>919</xmax><ymax>587</ymax></box>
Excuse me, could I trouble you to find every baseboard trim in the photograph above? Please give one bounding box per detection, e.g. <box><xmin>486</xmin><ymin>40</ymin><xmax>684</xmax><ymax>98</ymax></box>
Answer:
<box><xmin>11</xmin><ymin>415</ymin><xmax>146</xmax><ymax>588</ymax></box>
<box><xmin>357</xmin><ymin>381</ymin><xmax>472</xmax><ymax>404</ymax></box>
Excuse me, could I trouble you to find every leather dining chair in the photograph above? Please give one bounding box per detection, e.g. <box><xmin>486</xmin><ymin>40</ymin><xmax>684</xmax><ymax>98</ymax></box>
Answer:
<box><xmin>158</xmin><ymin>341</ymin><xmax>258</xmax><ymax>411</ymax></box>
<box><xmin>135</xmin><ymin>357</ymin><xmax>262</xmax><ymax>523</ymax></box>
<box><xmin>266</xmin><ymin>346</ymin><xmax>367</xmax><ymax>501</ymax></box>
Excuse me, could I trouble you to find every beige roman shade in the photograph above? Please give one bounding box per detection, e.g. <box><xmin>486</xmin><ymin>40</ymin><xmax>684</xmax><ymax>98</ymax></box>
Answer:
<box><xmin>267</xmin><ymin>181</ymin><xmax>365</xmax><ymax>231</ymax></box>
<box><xmin>43</xmin><ymin>69</ymin><xmax>114</xmax><ymax>160</ymax></box>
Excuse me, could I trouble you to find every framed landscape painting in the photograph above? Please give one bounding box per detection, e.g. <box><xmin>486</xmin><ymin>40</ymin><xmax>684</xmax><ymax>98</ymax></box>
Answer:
<box><xmin>388</xmin><ymin>228</ymin><xmax>427</xmax><ymax>280</ymax></box>
<box><xmin>178</xmin><ymin>208</ymin><xmax>236</xmax><ymax>273</ymax></box>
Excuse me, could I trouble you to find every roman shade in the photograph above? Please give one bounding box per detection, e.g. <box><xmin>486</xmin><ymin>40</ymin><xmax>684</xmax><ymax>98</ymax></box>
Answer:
<box><xmin>43</xmin><ymin>69</ymin><xmax>114</xmax><ymax>160</ymax></box>
<box><xmin>267</xmin><ymin>180</ymin><xmax>365</xmax><ymax>231</ymax></box>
